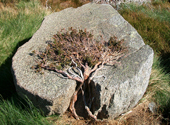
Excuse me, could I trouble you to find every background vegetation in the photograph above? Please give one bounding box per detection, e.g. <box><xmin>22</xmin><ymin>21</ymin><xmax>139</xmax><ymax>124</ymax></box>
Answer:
<box><xmin>119</xmin><ymin>1</ymin><xmax>170</xmax><ymax>121</ymax></box>
<box><xmin>0</xmin><ymin>0</ymin><xmax>52</xmax><ymax>124</ymax></box>
<box><xmin>0</xmin><ymin>0</ymin><xmax>169</xmax><ymax>124</ymax></box>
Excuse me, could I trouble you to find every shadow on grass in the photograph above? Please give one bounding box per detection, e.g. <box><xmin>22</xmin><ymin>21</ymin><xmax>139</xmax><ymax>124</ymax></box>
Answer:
<box><xmin>156</xmin><ymin>53</ymin><xmax>170</xmax><ymax>122</ymax></box>
<box><xmin>0</xmin><ymin>37</ymin><xmax>48</xmax><ymax>117</ymax></box>
<box><xmin>0</xmin><ymin>37</ymin><xmax>56</xmax><ymax>117</ymax></box>
<box><xmin>0</xmin><ymin>37</ymin><xmax>31</xmax><ymax>100</ymax></box>
<box><xmin>155</xmin><ymin>90</ymin><xmax>170</xmax><ymax>123</ymax></box>
<box><xmin>159</xmin><ymin>53</ymin><xmax>170</xmax><ymax>74</ymax></box>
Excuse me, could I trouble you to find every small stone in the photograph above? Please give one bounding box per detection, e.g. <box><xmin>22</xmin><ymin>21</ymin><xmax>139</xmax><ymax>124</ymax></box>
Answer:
<box><xmin>148</xmin><ymin>102</ymin><xmax>157</xmax><ymax>114</ymax></box>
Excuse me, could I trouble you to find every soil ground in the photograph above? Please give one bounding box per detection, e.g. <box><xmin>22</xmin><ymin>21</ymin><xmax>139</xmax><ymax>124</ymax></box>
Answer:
<box><xmin>47</xmin><ymin>100</ymin><xmax>162</xmax><ymax>125</ymax></box>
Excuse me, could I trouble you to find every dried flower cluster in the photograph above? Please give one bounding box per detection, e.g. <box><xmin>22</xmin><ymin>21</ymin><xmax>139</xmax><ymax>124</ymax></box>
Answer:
<box><xmin>32</xmin><ymin>27</ymin><xmax>127</xmax><ymax>120</ymax></box>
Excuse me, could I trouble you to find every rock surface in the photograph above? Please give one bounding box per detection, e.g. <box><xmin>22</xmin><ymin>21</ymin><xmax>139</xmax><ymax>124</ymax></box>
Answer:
<box><xmin>12</xmin><ymin>3</ymin><xmax>154</xmax><ymax>118</ymax></box>
<box><xmin>92</xmin><ymin>0</ymin><xmax>151</xmax><ymax>7</ymax></box>
<box><xmin>92</xmin><ymin>45</ymin><xmax>153</xmax><ymax>119</ymax></box>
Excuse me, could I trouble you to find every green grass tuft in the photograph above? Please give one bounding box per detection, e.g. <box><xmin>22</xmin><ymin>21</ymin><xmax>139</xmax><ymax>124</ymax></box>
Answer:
<box><xmin>150</xmin><ymin>56</ymin><xmax>170</xmax><ymax>118</ymax></box>
<box><xmin>0</xmin><ymin>0</ymin><xmax>48</xmax><ymax>66</ymax></box>
<box><xmin>0</xmin><ymin>96</ymin><xmax>51</xmax><ymax>125</ymax></box>
<box><xmin>119</xmin><ymin>3</ymin><xmax>170</xmax><ymax>55</ymax></box>
<box><xmin>0</xmin><ymin>0</ymin><xmax>52</xmax><ymax>124</ymax></box>
<box><xmin>0</xmin><ymin>0</ymin><xmax>50</xmax><ymax>98</ymax></box>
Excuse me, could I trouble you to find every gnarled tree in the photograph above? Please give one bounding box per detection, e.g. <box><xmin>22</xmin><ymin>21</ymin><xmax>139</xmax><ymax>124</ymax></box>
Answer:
<box><xmin>32</xmin><ymin>28</ymin><xmax>127</xmax><ymax>120</ymax></box>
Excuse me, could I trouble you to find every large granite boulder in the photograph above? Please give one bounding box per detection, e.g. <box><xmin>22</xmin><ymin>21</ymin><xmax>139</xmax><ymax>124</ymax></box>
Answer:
<box><xmin>12</xmin><ymin>3</ymin><xmax>153</xmax><ymax>119</ymax></box>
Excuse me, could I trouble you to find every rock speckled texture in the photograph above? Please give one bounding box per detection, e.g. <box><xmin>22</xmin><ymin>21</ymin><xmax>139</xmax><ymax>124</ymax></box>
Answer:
<box><xmin>12</xmin><ymin>3</ymin><xmax>153</xmax><ymax>118</ymax></box>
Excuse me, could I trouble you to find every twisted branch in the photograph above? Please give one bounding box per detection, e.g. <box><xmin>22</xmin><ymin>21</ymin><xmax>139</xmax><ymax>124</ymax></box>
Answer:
<box><xmin>32</xmin><ymin>28</ymin><xmax>127</xmax><ymax>120</ymax></box>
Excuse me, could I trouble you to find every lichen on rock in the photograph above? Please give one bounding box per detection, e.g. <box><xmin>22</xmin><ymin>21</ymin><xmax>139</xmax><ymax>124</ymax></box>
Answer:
<box><xmin>12</xmin><ymin>3</ymin><xmax>154</xmax><ymax>120</ymax></box>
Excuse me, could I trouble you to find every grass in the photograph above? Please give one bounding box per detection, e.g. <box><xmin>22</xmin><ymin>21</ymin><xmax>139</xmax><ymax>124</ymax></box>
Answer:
<box><xmin>0</xmin><ymin>0</ymin><xmax>170</xmax><ymax>124</ymax></box>
<box><xmin>0</xmin><ymin>0</ymin><xmax>50</xmax><ymax>98</ymax></box>
<box><xmin>39</xmin><ymin>0</ymin><xmax>89</xmax><ymax>12</ymax></box>
<box><xmin>0</xmin><ymin>0</ymin><xmax>52</xmax><ymax>124</ymax></box>
<box><xmin>119</xmin><ymin>3</ymin><xmax>170</xmax><ymax>55</ymax></box>
<box><xmin>148</xmin><ymin>56</ymin><xmax>170</xmax><ymax>118</ymax></box>
<box><xmin>0</xmin><ymin>96</ymin><xmax>51</xmax><ymax>125</ymax></box>
<box><xmin>0</xmin><ymin>0</ymin><xmax>50</xmax><ymax>66</ymax></box>
<box><xmin>119</xmin><ymin>1</ymin><xmax>170</xmax><ymax>123</ymax></box>
<box><xmin>120</xmin><ymin>1</ymin><xmax>170</xmax><ymax>23</ymax></box>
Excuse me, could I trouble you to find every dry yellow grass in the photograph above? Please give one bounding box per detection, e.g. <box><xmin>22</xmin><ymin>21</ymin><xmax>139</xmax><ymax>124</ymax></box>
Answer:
<box><xmin>46</xmin><ymin>100</ymin><xmax>161</xmax><ymax>125</ymax></box>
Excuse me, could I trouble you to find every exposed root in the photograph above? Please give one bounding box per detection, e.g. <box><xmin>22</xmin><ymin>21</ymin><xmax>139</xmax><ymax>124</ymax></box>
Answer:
<box><xmin>32</xmin><ymin>28</ymin><xmax>127</xmax><ymax>120</ymax></box>
<box><xmin>81</xmin><ymin>88</ymin><xmax>97</xmax><ymax>120</ymax></box>
<box><xmin>36</xmin><ymin>55</ymin><xmax>124</xmax><ymax>120</ymax></box>
<box><xmin>69</xmin><ymin>91</ymin><xmax>79</xmax><ymax>120</ymax></box>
